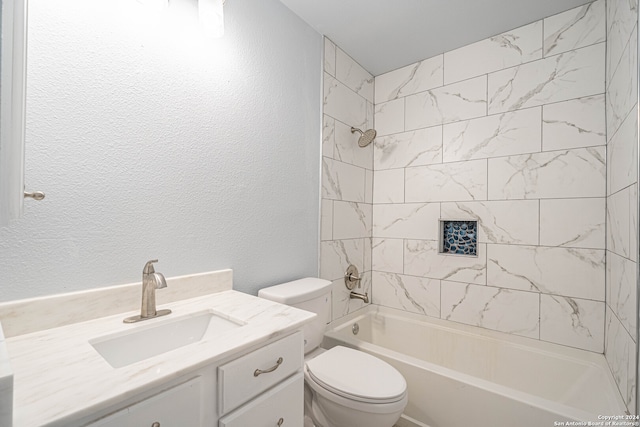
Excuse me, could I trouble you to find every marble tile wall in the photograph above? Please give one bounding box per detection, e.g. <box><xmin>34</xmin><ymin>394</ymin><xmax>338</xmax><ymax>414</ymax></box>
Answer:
<box><xmin>321</xmin><ymin>38</ymin><xmax>374</xmax><ymax>321</ymax></box>
<box><xmin>320</xmin><ymin>0</ymin><xmax>637</xmax><ymax>411</ymax></box>
<box><xmin>605</xmin><ymin>0</ymin><xmax>639</xmax><ymax>413</ymax></box>
<box><xmin>371</xmin><ymin>0</ymin><xmax>608</xmax><ymax>357</ymax></box>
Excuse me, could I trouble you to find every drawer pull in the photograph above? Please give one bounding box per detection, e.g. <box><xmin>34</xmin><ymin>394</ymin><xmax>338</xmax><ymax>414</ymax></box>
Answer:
<box><xmin>277</xmin><ymin>418</ymin><xmax>284</xmax><ymax>426</ymax></box>
<box><xmin>254</xmin><ymin>357</ymin><xmax>283</xmax><ymax>377</ymax></box>
<box><xmin>151</xmin><ymin>423</ymin><xmax>160</xmax><ymax>427</ymax></box>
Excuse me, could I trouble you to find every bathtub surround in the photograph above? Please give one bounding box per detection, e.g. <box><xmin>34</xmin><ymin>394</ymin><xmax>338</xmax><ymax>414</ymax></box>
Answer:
<box><xmin>0</xmin><ymin>0</ymin><xmax>322</xmax><ymax>301</ymax></box>
<box><xmin>368</xmin><ymin>0</ymin><xmax>607</xmax><ymax>354</ymax></box>
<box><xmin>321</xmin><ymin>38</ymin><xmax>374</xmax><ymax>321</ymax></box>
<box><xmin>320</xmin><ymin>0</ymin><xmax>639</xmax><ymax>410</ymax></box>
<box><xmin>605</xmin><ymin>0</ymin><xmax>639</xmax><ymax>414</ymax></box>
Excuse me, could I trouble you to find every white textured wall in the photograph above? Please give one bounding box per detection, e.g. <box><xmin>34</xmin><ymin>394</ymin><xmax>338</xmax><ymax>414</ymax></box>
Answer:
<box><xmin>0</xmin><ymin>0</ymin><xmax>322</xmax><ymax>301</ymax></box>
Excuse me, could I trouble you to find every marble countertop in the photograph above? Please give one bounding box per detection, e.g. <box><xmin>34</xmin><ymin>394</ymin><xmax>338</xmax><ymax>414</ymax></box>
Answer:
<box><xmin>5</xmin><ymin>290</ymin><xmax>315</xmax><ymax>427</ymax></box>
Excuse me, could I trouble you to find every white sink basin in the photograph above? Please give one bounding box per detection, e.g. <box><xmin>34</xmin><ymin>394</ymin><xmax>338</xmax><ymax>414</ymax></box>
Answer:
<box><xmin>90</xmin><ymin>311</ymin><xmax>244</xmax><ymax>368</ymax></box>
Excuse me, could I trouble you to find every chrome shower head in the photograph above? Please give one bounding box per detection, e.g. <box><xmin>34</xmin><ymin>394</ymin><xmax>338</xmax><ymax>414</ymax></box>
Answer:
<box><xmin>351</xmin><ymin>127</ymin><xmax>377</xmax><ymax>147</ymax></box>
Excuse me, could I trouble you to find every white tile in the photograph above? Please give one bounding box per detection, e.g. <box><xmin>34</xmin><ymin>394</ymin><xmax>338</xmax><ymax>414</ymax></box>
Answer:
<box><xmin>539</xmin><ymin>198</ymin><xmax>605</xmax><ymax>249</ymax></box>
<box><xmin>375</xmin><ymin>98</ymin><xmax>405</xmax><ymax>136</ymax></box>
<box><xmin>365</xmin><ymin>169</ymin><xmax>373</xmax><ymax>204</ymax></box>
<box><xmin>628</xmin><ymin>343</ymin><xmax>637</xmax><ymax>413</ymax></box>
<box><xmin>324</xmin><ymin>72</ymin><xmax>368</xmax><ymax>129</ymax></box>
<box><xmin>322</xmin><ymin>158</ymin><xmax>365</xmax><ymax>202</ymax></box>
<box><xmin>608</xmin><ymin>250</ymin><xmax>637</xmax><ymax>338</ymax></box>
<box><xmin>488</xmin><ymin>147</ymin><xmax>606</xmax><ymax>199</ymax></box>
<box><xmin>372</xmin><ymin>238</ymin><xmax>404</xmax><ymax>274</ymax></box>
<box><xmin>373</xmin><ymin>169</ymin><xmax>404</xmax><ymax>204</ymax></box>
<box><xmin>320</xmin><ymin>239</ymin><xmax>364</xmax><ymax>281</ymax></box>
<box><xmin>441</xmin><ymin>281</ymin><xmax>539</xmax><ymax>338</ymax></box>
<box><xmin>606</xmin><ymin>0</ymin><xmax>639</xmax><ymax>84</ymax></box>
<box><xmin>542</xmin><ymin>95</ymin><xmax>606</xmax><ymax>151</ymax></box>
<box><xmin>543</xmin><ymin>0</ymin><xmax>606</xmax><ymax>57</ymax></box>
<box><xmin>375</xmin><ymin>55</ymin><xmax>444</xmax><ymax>103</ymax></box>
<box><xmin>374</xmin><ymin>126</ymin><xmax>442</xmax><ymax>170</ymax></box>
<box><xmin>373</xmin><ymin>203</ymin><xmax>440</xmax><ymax>240</ymax></box>
<box><xmin>605</xmin><ymin>307</ymin><xmax>631</xmax><ymax>399</ymax></box>
<box><xmin>606</xmin><ymin>27</ymin><xmax>638</xmax><ymax>138</ymax></box>
<box><xmin>631</xmin><ymin>184</ymin><xmax>638</xmax><ymax>263</ymax></box>
<box><xmin>443</xmin><ymin>107</ymin><xmax>542</xmax><ymax>162</ymax></box>
<box><xmin>444</xmin><ymin>22</ymin><xmax>543</xmax><ymax>85</ymax></box>
<box><xmin>607</xmin><ymin>107</ymin><xmax>638</xmax><ymax>195</ymax></box>
<box><xmin>487</xmin><ymin>244</ymin><xmax>605</xmax><ymax>300</ymax></box>
<box><xmin>406</xmin><ymin>76</ymin><xmax>487</xmax><ymax>130</ymax></box>
<box><xmin>441</xmin><ymin>200</ymin><xmax>538</xmax><ymax>245</ymax></box>
<box><xmin>364</xmin><ymin>237</ymin><xmax>372</xmax><ymax>272</ymax></box>
<box><xmin>334</xmin><ymin>120</ymin><xmax>373</xmax><ymax>170</ymax></box>
<box><xmin>321</xmin><ymin>199</ymin><xmax>333</xmax><ymax>241</ymax></box>
<box><xmin>336</xmin><ymin>47</ymin><xmax>374</xmax><ymax>103</ymax></box>
<box><xmin>488</xmin><ymin>43</ymin><xmax>605</xmax><ymax>114</ymax></box>
<box><xmin>323</xmin><ymin>115</ymin><xmax>335</xmax><ymax>159</ymax></box>
<box><xmin>373</xmin><ymin>272</ymin><xmax>440</xmax><ymax>318</ymax></box>
<box><xmin>607</xmin><ymin>186</ymin><xmax>631</xmax><ymax>259</ymax></box>
<box><xmin>540</xmin><ymin>295</ymin><xmax>604</xmax><ymax>352</ymax></box>
<box><xmin>406</xmin><ymin>159</ymin><xmax>488</xmax><ymax>202</ymax></box>
<box><xmin>405</xmin><ymin>240</ymin><xmax>487</xmax><ymax>285</ymax></box>
<box><xmin>332</xmin><ymin>272</ymin><xmax>371</xmax><ymax>321</ymax></box>
<box><xmin>333</xmin><ymin>201</ymin><xmax>372</xmax><ymax>240</ymax></box>
<box><xmin>324</xmin><ymin>38</ymin><xmax>336</xmax><ymax>76</ymax></box>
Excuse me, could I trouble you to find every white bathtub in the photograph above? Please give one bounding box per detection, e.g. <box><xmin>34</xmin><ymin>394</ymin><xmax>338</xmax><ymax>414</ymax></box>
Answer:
<box><xmin>322</xmin><ymin>306</ymin><xmax>628</xmax><ymax>427</ymax></box>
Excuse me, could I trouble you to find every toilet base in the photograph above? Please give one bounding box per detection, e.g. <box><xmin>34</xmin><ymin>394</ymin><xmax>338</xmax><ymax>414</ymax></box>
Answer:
<box><xmin>304</xmin><ymin>381</ymin><xmax>406</xmax><ymax>427</ymax></box>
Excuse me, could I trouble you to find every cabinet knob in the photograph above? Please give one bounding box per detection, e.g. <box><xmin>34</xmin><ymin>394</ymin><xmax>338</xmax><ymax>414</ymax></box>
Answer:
<box><xmin>277</xmin><ymin>418</ymin><xmax>284</xmax><ymax>426</ymax></box>
<box><xmin>151</xmin><ymin>422</ymin><xmax>160</xmax><ymax>427</ymax></box>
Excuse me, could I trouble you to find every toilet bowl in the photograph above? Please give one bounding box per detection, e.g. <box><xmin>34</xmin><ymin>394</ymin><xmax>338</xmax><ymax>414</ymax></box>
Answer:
<box><xmin>258</xmin><ymin>278</ymin><xmax>408</xmax><ymax>427</ymax></box>
<box><xmin>304</xmin><ymin>346</ymin><xmax>408</xmax><ymax>427</ymax></box>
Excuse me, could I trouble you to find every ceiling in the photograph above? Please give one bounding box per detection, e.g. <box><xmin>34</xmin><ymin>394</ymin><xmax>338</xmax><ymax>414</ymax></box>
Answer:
<box><xmin>278</xmin><ymin>0</ymin><xmax>594</xmax><ymax>76</ymax></box>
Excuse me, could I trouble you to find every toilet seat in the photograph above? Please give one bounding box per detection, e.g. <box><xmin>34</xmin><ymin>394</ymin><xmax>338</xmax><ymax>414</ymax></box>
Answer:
<box><xmin>305</xmin><ymin>346</ymin><xmax>407</xmax><ymax>404</ymax></box>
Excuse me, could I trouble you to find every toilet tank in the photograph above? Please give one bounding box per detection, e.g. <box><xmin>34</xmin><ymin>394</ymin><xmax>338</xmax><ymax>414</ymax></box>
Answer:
<box><xmin>258</xmin><ymin>278</ymin><xmax>332</xmax><ymax>354</ymax></box>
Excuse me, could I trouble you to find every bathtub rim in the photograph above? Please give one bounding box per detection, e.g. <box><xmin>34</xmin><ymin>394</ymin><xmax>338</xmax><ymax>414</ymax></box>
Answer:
<box><xmin>323</xmin><ymin>304</ymin><xmax>627</xmax><ymax>421</ymax></box>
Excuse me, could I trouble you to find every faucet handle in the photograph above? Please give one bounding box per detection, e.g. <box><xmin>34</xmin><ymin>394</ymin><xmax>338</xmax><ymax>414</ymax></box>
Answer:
<box><xmin>154</xmin><ymin>272</ymin><xmax>167</xmax><ymax>289</ymax></box>
<box><xmin>143</xmin><ymin>259</ymin><xmax>159</xmax><ymax>274</ymax></box>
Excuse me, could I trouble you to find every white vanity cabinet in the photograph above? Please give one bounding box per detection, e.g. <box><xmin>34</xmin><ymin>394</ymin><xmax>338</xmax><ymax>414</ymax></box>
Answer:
<box><xmin>89</xmin><ymin>376</ymin><xmax>206</xmax><ymax>427</ymax></box>
<box><xmin>217</xmin><ymin>331</ymin><xmax>304</xmax><ymax>427</ymax></box>
<box><xmin>218</xmin><ymin>374</ymin><xmax>303</xmax><ymax>427</ymax></box>
<box><xmin>85</xmin><ymin>332</ymin><xmax>304</xmax><ymax>427</ymax></box>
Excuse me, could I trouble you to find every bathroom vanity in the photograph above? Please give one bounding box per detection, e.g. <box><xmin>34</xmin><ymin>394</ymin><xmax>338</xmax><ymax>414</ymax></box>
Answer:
<box><xmin>0</xmin><ymin>270</ymin><xmax>314</xmax><ymax>426</ymax></box>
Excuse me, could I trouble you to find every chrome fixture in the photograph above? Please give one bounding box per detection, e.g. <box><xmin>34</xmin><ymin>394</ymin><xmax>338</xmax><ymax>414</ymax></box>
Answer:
<box><xmin>352</xmin><ymin>322</ymin><xmax>360</xmax><ymax>335</ymax></box>
<box><xmin>124</xmin><ymin>260</ymin><xmax>171</xmax><ymax>323</ymax></box>
<box><xmin>24</xmin><ymin>190</ymin><xmax>45</xmax><ymax>201</ymax></box>
<box><xmin>349</xmin><ymin>291</ymin><xmax>369</xmax><ymax>303</ymax></box>
<box><xmin>351</xmin><ymin>127</ymin><xmax>377</xmax><ymax>147</ymax></box>
<box><xmin>345</xmin><ymin>265</ymin><xmax>369</xmax><ymax>302</ymax></box>
<box><xmin>344</xmin><ymin>264</ymin><xmax>361</xmax><ymax>290</ymax></box>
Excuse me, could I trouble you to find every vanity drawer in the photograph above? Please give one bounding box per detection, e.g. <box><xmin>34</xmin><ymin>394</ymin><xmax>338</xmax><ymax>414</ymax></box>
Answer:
<box><xmin>218</xmin><ymin>332</ymin><xmax>303</xmax><ymax>414</ymax></box>
<box><xmin>89</xmin><ymin>376</ymin><xmax>202</xmax><ymax>427</ymax></box>
<box><xmin>219</xmin><ymin>373</ymin><xmax>303</xmax><ymax>427</ymax></box>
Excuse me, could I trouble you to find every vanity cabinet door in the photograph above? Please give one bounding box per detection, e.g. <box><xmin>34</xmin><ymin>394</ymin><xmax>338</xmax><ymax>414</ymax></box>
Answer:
<box><xmin>218</xmin><ymin>373</ymin><xmax>303</xmax><ymax>427</ymax></box>
<box><xmin>89</xmin><ymin>377</ymin><xmax>203</xmax><ymax>427</ymax></box>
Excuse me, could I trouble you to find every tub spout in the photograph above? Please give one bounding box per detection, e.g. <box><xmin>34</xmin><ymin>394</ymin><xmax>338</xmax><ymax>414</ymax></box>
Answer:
<box><xmin>350</xmin><ymin>291</ymin><xmax>369</xmax><ymax>304</ymax></box>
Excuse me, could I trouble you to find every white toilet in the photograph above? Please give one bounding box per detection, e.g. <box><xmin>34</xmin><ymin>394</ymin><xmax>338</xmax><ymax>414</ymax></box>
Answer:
<box><xmin>258</xmin><ymin>278</ymin><xmax>408</xmax><ymax>427</ymax></box>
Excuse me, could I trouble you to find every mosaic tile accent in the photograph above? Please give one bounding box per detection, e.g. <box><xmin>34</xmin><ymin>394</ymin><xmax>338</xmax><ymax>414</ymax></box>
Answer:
<box><xmin>440</xmin><ymin>220</ymin><xmax>478</xmax><ymax>256</ymax></box>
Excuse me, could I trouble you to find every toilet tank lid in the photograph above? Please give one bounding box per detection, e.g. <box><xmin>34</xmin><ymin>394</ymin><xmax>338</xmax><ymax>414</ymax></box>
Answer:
<box><xmin>258</xmin><ymin>278</ymin><xmax>332</xmax><ymax>304</ymax></box>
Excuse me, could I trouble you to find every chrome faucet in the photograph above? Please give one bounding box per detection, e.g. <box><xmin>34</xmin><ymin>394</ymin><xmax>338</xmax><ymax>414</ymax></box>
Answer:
<box><xmin>349</xmin><ymin>291</ymin><xmax>369</xmax><ymax>304</ymax></box>
<box><xmin>124</xmin><ymin>260</ymin><xmax>172</xmax><ymax>323</ymax></box>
